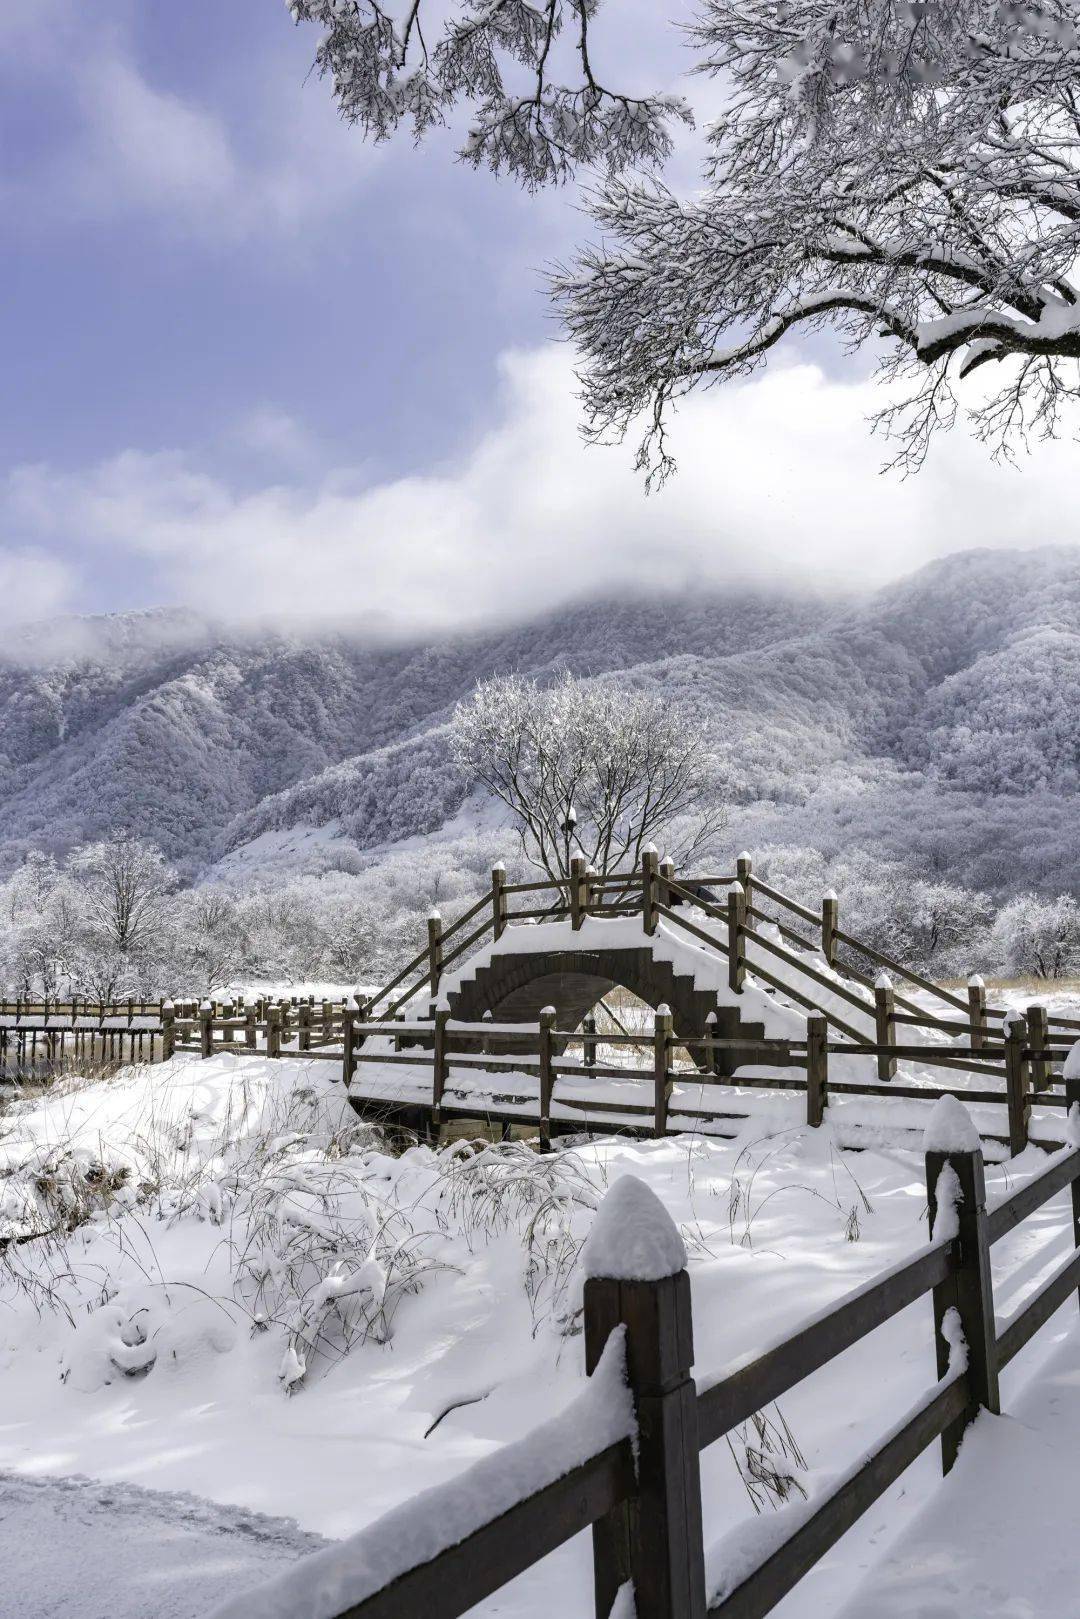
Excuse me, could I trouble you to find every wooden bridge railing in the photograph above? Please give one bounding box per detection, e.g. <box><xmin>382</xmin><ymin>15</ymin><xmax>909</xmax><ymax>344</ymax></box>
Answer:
<box><xmin>344</xmin><ymin>1006</ymin><xmax>1078</xmax><ymax>1158</ymax></box>
<box><xmin>216</xmin><ymin>1105</ymin><xmax>1080</xmax><ymax>1619</ymax></box>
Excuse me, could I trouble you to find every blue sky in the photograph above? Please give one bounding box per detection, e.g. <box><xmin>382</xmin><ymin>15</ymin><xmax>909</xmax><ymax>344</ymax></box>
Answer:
<box><xmin>2</xmin><ymin>0</ymin><xmax>1076</xmax><ymax>635</ymax></box>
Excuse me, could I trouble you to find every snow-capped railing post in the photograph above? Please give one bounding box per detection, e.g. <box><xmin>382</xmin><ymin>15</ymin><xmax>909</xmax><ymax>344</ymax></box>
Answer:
<box><xmin>874</xmin><ymin>973</ymin><xmax>897</xmax><ymax>1081</ymax></box>
<box><xmin>199</xmin><ymin>1000</ymin><xmax>213</xmax><ymax>1060</ymax></box>
<box><xmin>538</xmin><ymin>1005</ymin><xmax>556</xmax><ymax>1151</ymax></box>
<box><xmin>736</xmin><ymin>850</ymin><xmax>753</xmax><ymax>911</ymax></box>
<box><xmin>1064</xmin><ymin>1048</ymin><xmax>1080</xmax><ymax>1310</ymax></box>
<box><xmin>659</xmin><ymin>855</ymin><xmax>675</xmax><ymax>912</ymax></box>
<box><xmin>341</xmin><ymin>998</ymin><xmax>357</xmax><ymax>1084</ymax></box>
<box><xmin>298</xmin><ymin>1001</ymin><xmax>312</xmax><ymax>1052</ymax></box>
<box><xmin>821</xmin><ymin>890</ymin><xmax>839</xmax><ymax>970</ymax></box>
<box><xmin>924</xmin><ymin>1098</ymin><xmax>1000</xmax><ymax>1474</ymax></box>
<box><xmin>704</xmin><ymin>1009</ymin><xmax>719</xmax><ymax>1077</ymax></box>
<box><xmin>967</xmin><ymin>975</ymin><xmax>987</xmax><ymax>1051</ymax></box>
<box><xmin>805</xmin><ymin>1013</ymin><xmax>828</xmax><ymax>1127</ymax></box>
<box><xmin>641</xmin><ymin>846</ymin><xmax>659</xmax><ymax>937</ymax></box>
<box><xmin>427</xmin><ymin>909</ymin><xmax>443</xmax><ymax>998</ymax></box>
<box><xmin>266</xmin><ymin>1002</ymin><xmax>282</xmax><ymax>1059</ymax></box>
<box><xmin>727</xmin><ymin>883</ymin><xmax>745</xmax><ymax>993</ymax></box>
<box><xmin>653</xmin><ymin>1004</ymin><xmax>673</xmax><ymax>1136</ymax></box>
<box><xmin>583</xmin><ymin>1177</ymin><xmax>706</xmax><ymax>1619</ymax></box>
<box><xmin>1027</xmin><ymin>1002</ymin><xmax>1050</xmax><ymax>1093</ymax></box>
<box><xmin>432</xmin><ymin>1004</ymin><xmax>449</xmax><ymax>1121</ymax></box>
<box><xmin>582</xmin><ymin>1011</ymin><xmax>597</xmax><ymax>1077</ymax></box>
<box><xmin>1003</xmin><ymin>1013</ymin><xmax>1030</xmax><ymax>1157</ymax></box>
<box><xmin>160</xmin><ymin>1000</ymin><xmax>175</xmax><ymax>1062</ymax></box>
<box><xmin>244</xmin><ymin>1004</ymin><xmax>258</xmax><ymax>1051</ymax></box>
<box><xmin>491</xmin><ymin>862</ymin><xmax>507</xmax><ymax>941</ymax></box>
<box><xmin>570</xmin><ymin>854</ymin><xmax>588</xmax><ymax>931</ymax></box>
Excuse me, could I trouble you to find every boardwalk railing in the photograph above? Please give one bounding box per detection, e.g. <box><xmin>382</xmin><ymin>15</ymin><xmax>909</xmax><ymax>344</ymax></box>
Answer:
<box><xmin>218</xmin><ymin>1102</ymin><xmax>1080</xmax><ymax>1619</ymax></box>
<box><xmin>0</xmin><ymin>997</ymin><xmax>166</xmax><ymax>1078</ymax></box>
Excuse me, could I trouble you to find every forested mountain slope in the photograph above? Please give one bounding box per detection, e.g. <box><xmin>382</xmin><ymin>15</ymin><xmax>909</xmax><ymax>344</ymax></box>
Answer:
<box><xmin>1</xmin><ymin>547</ymin><xmax>1077</xmax><ymax>896</ymax></box>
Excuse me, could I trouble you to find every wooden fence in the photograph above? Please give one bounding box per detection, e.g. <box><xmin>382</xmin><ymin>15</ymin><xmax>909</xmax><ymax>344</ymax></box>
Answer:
<box><xmin>222</xmin><ymin>1096</ymin><xmax>1080</xmax><ymax>1619</ymax></box>
<box><xmin>0</xmin><ymin>997</ymin><xmax>166</xmax><ymax>1079</ymax></box>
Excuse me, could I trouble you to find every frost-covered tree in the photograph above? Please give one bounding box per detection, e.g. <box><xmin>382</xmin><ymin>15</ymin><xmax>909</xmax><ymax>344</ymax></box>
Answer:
<box><xmin>450</xmin><ymin>673</ymin><xmax>725</xmax><ymax>881</ymax></box>
<box><xmin>294</xmin><ymin>0</ymin><xmax>1080</xmax><ymax>471</ymax></box>
<box><xmin>992</xmin><ymin>891</ymin><xmax>1080</xmax><ymax>978</ymax></box>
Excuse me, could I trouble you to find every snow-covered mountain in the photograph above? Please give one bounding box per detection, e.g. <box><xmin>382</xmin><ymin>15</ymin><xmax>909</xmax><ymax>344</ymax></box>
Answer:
<box><xmin>1</xmin><ymin>546</ymin><xmax>1078</xmax><ymax>895</ymax></box>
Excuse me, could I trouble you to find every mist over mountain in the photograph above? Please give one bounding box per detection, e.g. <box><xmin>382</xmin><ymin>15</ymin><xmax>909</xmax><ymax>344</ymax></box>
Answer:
<box><xmin>1</xmin><ymin>546</ymin><xmax>1077</xmax><ymax>897</ymax></box>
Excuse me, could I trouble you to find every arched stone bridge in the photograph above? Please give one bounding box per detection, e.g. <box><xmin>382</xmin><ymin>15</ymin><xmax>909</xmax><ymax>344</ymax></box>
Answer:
<box><xmin>445</xmin><ymin>944</ymin><xmax>767</xmax><ymax>1076</ymax></box>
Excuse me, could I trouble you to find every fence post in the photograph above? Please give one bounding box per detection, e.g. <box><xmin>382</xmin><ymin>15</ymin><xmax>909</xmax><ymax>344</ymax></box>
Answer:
<box><xmin>874</xmin><ymin>972</ymin><xmax>897</xmax><ymax>1081</ymax></box>
<box><xmin>967</xmin><ymin>975</ymin><xmax>987</xmax><ymax>1051</ymax></box>
<box><xmin>222</xmin><ymin>1000</ymin><xmax>235</xmax><ymax>1045</ymax></box>
<box><xmin>653</xmin><ymin>1004</ymin><xmax>672</xmax><ymax>1136</ymax></box>
<box><xmin>659</xmin><ymin>856</ymin><xmax>675</xmax><ymax>912</ymax></box>
<box><xmin>298</xmin><ymin>1001</ymin><xmax>312</xmax><ymax>1053</ymax></box>
<box><xmin>570</xmin><ymin>854</ymin><xmax>588</xmax><ymax>931</ymax></box>
<box><xmin>641</xmin><ymin>846</ymin><xmax>659</xmax><ymax>936</ymax></box>
<box><xmin>161</xmin><ymin>1000</ymin><xmax>175</xmax><ymax>1062</ymax></box>
<box><xmin>806</xmin><ymin>1012</ymin><xmax>828</xmax><ymax>1126</ymax></box>
<box><xmin>267</xmin><ymin>1003</ymin><xmax>282</xmax><ymax>1059</ymax></box>
<box><xmin>704</xmin><ymin>1009</ymin><xmax>719</xmax><ymax>1077</ymax></box>
<box><xmin>428</xmin><ymin>909</ymin><xmax>443</xmax><ymax>997</ymax></box>
<box><xmin>736</xmin><ymin>850</ymin><xmax>753</xmax><ymax>912</ymax></box>
<box><xmin>584</xmin><ymin>1180</ymin><xmax>707</xmax><ymax>1619</ymax></box>
<box><xmin>432</xmin><ymin>1004</ymin><xmax>449</xmax><ymax>1122</ymax></box>
<box><xmin>199</xmin><ymin>1000</ymin><xmax>213</xmax><ymax>1060</ymax></box>
<box><xmin>1027</xmin><ymin>1002</ymin><xmax>1049</xmax><ymax>1093</ymax></box>
<box><xmin>342</xmin><ymin>998</ymin><xmax>357</xmax><ymax>1084</ymax></box>
<box><xmin>925</xmin><ymin>1112</ymin><xmax>1000</xmax><ymax>1473</ymax></box>
<box><xmin>245</xmin><ymin>1004</ymin><xmax>258</xmax><ymax>1051</ymax></box>
<box><xmin>821</xmin><ymin>890</ymin><xmax>838</xmax><ymax>970</ymax></box>
<box><xmin>491</xmin><ymin>862</ymin><xmax>507</xmax><ymax>941</ymax></box>
<box><xmin>1004</xmin><ymin>1013</ymin><xmax>1030</xmax><ymax>1157</ymax></box>
<box><xmin>538</xmin><ymin>1006</ymin><xmax>556</xmax><ymax>1151</ymax></box>
<box><xmin>583</xmin><ymin>1011</ymin><xmax>597</xmax><ymax>1077</ymax></box>
<box><xmin>727</xmin><ymin>883</ymin><xmax>745</xmax><ymax>993</ymax></box>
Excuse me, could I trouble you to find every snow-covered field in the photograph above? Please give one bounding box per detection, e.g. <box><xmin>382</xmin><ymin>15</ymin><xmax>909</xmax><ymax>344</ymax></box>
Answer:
<box><xmin>1</xmin><ymin>1046</ymin><xmax>1079</xmax><ymax>1616</ymax></box>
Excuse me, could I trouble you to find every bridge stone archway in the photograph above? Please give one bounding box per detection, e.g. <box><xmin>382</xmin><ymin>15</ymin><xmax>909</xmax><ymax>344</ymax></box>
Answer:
<box><xmin>445</xmin><ymin>945</ymin><xmax>766</xmax><ymax>1076</ymax></box>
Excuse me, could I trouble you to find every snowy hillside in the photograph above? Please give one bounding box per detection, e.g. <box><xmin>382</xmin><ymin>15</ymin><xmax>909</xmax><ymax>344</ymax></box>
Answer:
<box><xmin>1</xmin><ymin>546</ymin><xmax>1078</xmax><ymax>895</ymax></box>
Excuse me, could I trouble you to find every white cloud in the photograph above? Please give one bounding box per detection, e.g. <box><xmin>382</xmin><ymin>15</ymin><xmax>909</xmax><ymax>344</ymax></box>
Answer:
<box><xmin>0</xmin><ymin>547</ymin><xmax>76</xmax><ymax>625</ymax></box>
<box><xmin>5</xmin><ymin>348</ymin><xmax>1080</xmax><ymax>637</ymax></box>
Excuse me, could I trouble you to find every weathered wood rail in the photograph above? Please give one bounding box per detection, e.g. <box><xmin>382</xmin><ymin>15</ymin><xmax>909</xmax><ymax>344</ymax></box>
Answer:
<box><xmin>0</xmin><ymin>997</ymin><xmax>167</xmax><ymax>1078</ymax></box>
<box><xmin>218</xmin><ymin>1094</ymin><xmax>1080</xmax><ymax>1619</ymax></box>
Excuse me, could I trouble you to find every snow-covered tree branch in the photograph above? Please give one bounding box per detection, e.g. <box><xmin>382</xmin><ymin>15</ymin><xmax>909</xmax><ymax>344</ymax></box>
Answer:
<box><xmin>287</xmin><ymin>0</ymin><xmax>691</xmax><ymax>188</ymax></box>
<box><xmin>554</xmin><ymin>0</ymin><xmax>1080</xmax><ymax>476</ymax></box>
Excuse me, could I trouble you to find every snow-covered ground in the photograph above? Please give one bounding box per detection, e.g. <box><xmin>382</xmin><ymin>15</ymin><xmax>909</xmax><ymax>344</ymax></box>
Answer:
<box><xmin>1</xmin><ymin>1047</ymin><xmax>1078</xmax><ymax>1616</ymax></box>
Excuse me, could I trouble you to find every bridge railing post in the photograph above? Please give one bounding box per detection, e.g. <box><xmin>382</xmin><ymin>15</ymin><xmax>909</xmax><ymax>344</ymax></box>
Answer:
<box><xmin>491</xmin><ymin>862</ymin><xmax>507</xmax><ymax>941</ymax></box>
<box><xmin>704</xmin><ymin>1009</ymin><xmax>719</xmax><ymax>1077</ymax></box>
<box><xmin>583</xmin><ymin>1011</ymin><xmax>597</xmax><ymax>1076</ymax></box>
<box><xmin>653</xmin><ymin>1004</ymin><xmax>672</xmax><ymax>1136</ymax></box>
<box><xmin>735</xmin><ymin>851</ymin><xmax>753</xmax><ymax>914</ymax></box>
<box><xmin>266</xmin><ymin>1003</ymin><xmax>282</xmax><ymax>1059</ymax></box>
<box><xmin>874</xmin><ymin>973</ymin><xmax>896</xmax><ymax>1081</ymax></box>
<box><xmin>538</xmin><ymin>1006</ymin><xmax>556</xmax><ymax>1150</ymax></box>
<box><xmin>432</xmin><ymin>1004</ymin><xmax>449</xmax><ymax>1121</ymax></box>
<box><xmin>1027</xmin><ymin>1002</ymin><xmax>1050</xmax><ymax>1092</ymax></box>
<box><xmin>199</xmin><ymin>1000</ymin><xmax>214</xmax><ymax>1060</ymax></box>
<box><xmin>428</xmin><ymin>909</ymin><xmax>443</xmax><ymax>998</ymax></box>
<box><xmin>641</xmin><ymin>846</ymin><xmax>659</xmax><ymax>936</ymax></box>
<box><xmin>659</xmin><ymin>856</ymin><xmax>675</xmax><ymax>912</ymax></box>
<box><xmin>245</xmin><ymin>1004</ymin><xmax>258</xmax><ymax>1050</ymax></box>
<box><xmin>161</xmin><ymin>1000</ymin><xmax>175</xmax><ymax>1062</ymax></box>
<box><xmin>570</xmin><ymin>854</ymin><xmax>587</xmax><ymax>931</ymax></box>
<box><xmin>967</xmin><ymin>974</ymin><xmax>987</xmax><ymax>1051</ymax></box>
<box><xmin>727</xmin><ymin>883</ymin><xmax>745</xmax><ymax>993</ymax></box>
<box><xmin>806</xmin><ymin>1012</ymin><xmax>827</xmax><ymax>1126</ymax></box>
<box><xmin>821</xmin><ymin>890</ymin><xmax>839</xmax><ymax>970</ymax></box>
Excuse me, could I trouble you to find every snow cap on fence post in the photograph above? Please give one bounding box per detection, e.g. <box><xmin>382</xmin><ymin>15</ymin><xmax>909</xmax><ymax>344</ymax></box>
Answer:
<box><xmin>1064</xmin><ymin>1041</ymin><xmax>1080</xmax><ymax>1082</ymax></box>
<box><xmin>968</xmin><ymin>973</ymin><xmax>985</xmax><ymax>989</ymax></box>
<box><xmin>923</xmin><ymin>1094</ymin><xmax>981</xmax><ymax>1156</ymax></box>
<box><xmin>583</xmin><ymin>1175</ymin><xmax>687</xmax><ymax>1282</ymax></box>
<box><xmin>875</xmin><ymin>971</ymin><xmax>893</xmax><ymax>991</ymax></box>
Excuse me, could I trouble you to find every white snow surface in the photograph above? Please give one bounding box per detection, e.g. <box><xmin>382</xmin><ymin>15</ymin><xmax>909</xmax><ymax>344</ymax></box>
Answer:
<box><xmin>1063</xmin><ymin>1039</ymin><xmax>1080</xmax><ymax>1081</ymax></box>
<box><xmin>582</xmin><ymin>1175</ymin><xmax>687</xmax><ymax>1281</ymax></box>
<box><xmin>1</xmin><ymin>1036</ymin><xmax>1080</xmax><ymax>1616</ymax></box>
<box><xmin>0</xmin><ymin>1471</ymin><xmax>326</xmax><ymax>1618</ymax></box>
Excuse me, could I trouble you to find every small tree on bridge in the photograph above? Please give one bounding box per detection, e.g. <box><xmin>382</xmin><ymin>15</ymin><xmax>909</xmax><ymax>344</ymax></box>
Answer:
<box><xmin>450</xmin><ymin>673</ymin><xmax>725</xmax><ymax>882</ymax></box>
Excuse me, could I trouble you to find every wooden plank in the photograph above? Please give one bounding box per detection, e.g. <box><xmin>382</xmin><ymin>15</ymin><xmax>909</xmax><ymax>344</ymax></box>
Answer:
<box><xmin>696</xmin><ymin>1238</ymin><xmax>953</xmax><ymax>1447</ymax></box>
<box><xmin>327</xmin><ymin>1438</ymin><xmax>634</xmax><ymax>1619</ymax></box>
<box><xmin>707</xmin><ymin>1374</ymin><xmax>967</xmax><ymax>1619</ymax></box>
<box><xmin>996</xmin><ymin>1247</ymin><xmax>1080</xmax><ymax>1370</ymax></box>
<box><xmin>985</xmin><ymin>1147</ymin><xmax>1080</xmax><ymax>1245</ymax></box>
<box><xmin>749</xmin><ymin>878</ymin><xmax>819</xmax><ymax>926</ymax></box>
<box><xmin>831</xmin><ymin>927</ymin><xmax>967</xmax><ymax>1012</ymax></box>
